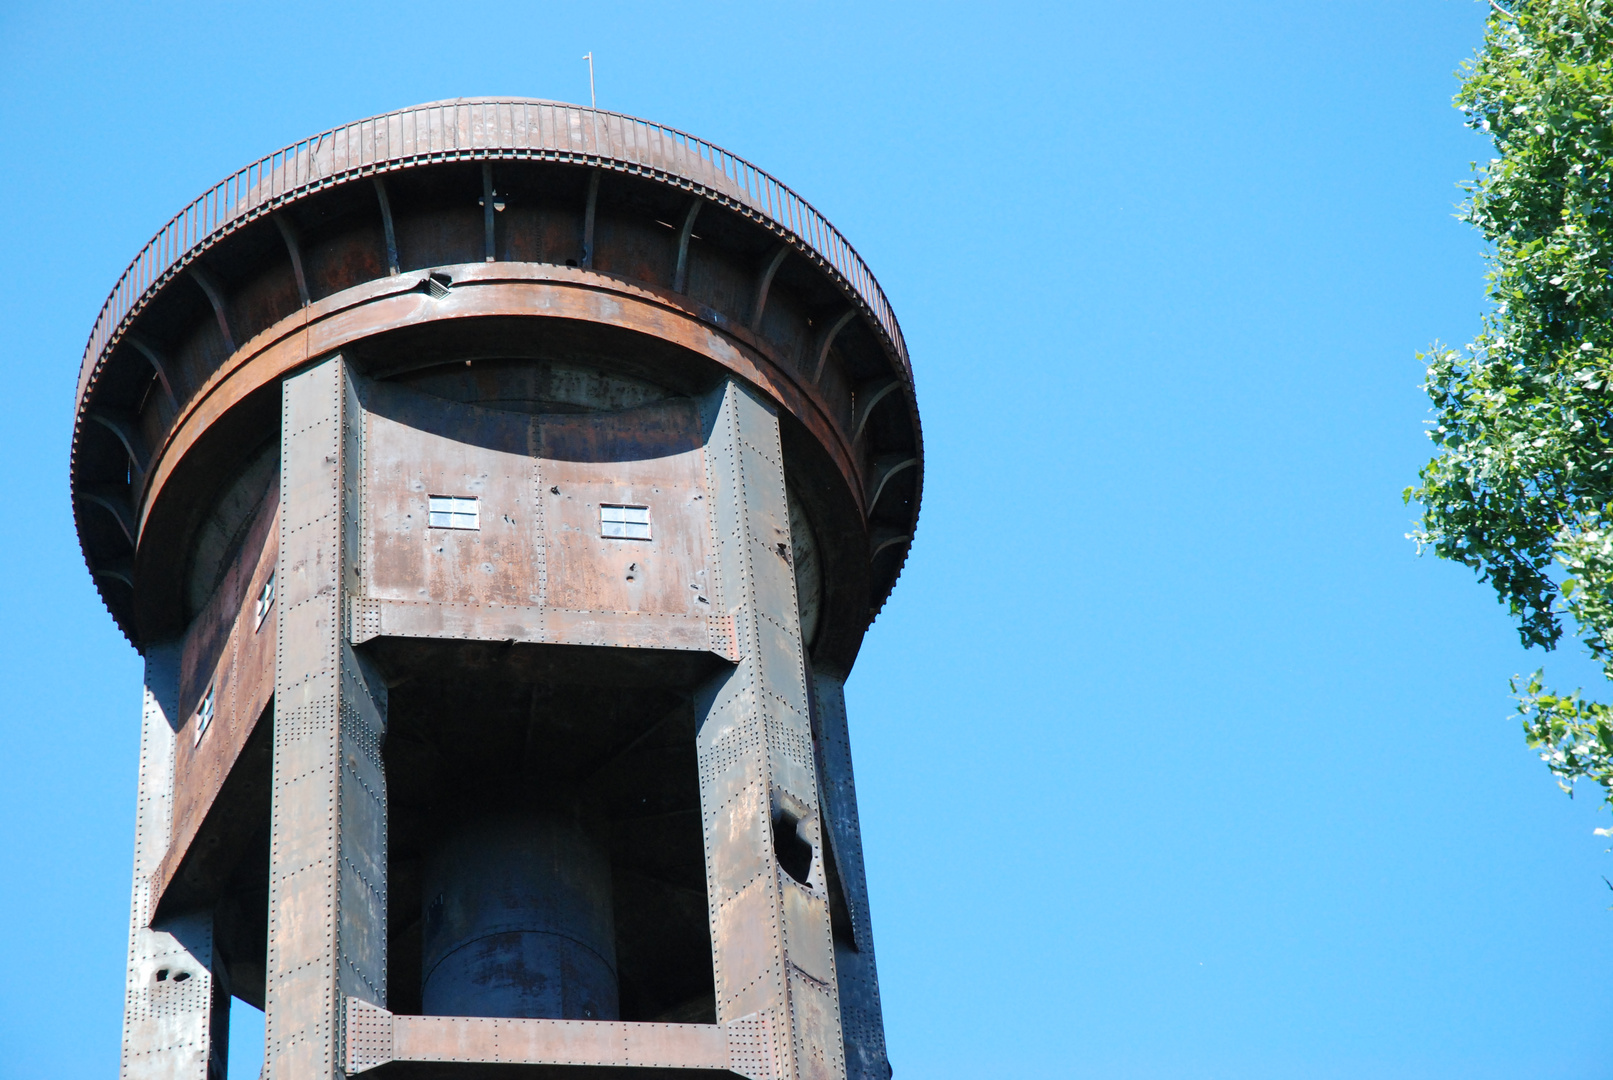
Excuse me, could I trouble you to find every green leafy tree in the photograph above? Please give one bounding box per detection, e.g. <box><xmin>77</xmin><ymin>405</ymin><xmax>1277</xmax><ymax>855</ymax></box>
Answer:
<box><xmin>1410</xmin><ymin>0</ymin><xmax>1613</xmax><ymax>815</ymax></box>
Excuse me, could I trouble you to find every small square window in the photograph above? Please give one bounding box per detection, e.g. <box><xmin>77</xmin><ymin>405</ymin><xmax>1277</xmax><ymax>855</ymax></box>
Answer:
<box><xmin>601</xmin><ymin>504</ymin><xmax>651</xmax><ymax>540</ymax></box>
<box><xmin>254</xmin><ymin>572</ymin><xmax>275</xmax><ymax>631</ymax></box>
<box><xmin>194</xmin><ymin>683</ymin><xmax>216</xmax><ymax>746</ymax></box>
<box><xmin>428</xmin><ymin>495</ymin><xmax>480</xmax><ymax>530</ymax></box>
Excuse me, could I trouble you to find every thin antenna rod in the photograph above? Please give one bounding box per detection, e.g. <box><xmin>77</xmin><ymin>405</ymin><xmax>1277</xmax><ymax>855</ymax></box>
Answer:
<box><xmin>583</xmin><ymin>52</ymin><xmax>596</xmax><ymax>109</ymax></box>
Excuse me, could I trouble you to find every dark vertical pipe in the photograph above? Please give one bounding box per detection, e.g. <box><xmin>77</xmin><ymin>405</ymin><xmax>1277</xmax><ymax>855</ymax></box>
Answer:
<box><xmin>422</xmin><ymin>813</ymin><xmax>618</xmax><ymax>1021</ymax></box>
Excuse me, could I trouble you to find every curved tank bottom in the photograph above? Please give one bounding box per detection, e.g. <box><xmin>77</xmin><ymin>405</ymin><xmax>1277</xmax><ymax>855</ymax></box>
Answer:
<box><xmin>421</xmin><ymin>812</ymin><xmax>618</xmax><ymax>1020</ymax></box>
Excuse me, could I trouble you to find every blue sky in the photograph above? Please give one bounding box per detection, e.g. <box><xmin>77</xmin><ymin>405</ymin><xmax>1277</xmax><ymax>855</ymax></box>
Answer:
<box><xmin>2</xmin><ymin>2</ymin><xmax>1608</xmax><ymax>1078</ymax></box>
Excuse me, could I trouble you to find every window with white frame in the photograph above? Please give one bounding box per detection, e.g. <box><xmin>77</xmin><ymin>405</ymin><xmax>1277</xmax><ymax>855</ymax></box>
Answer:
<box><xmin>428</xmin><ymin>495</ymin><xmax>480</xmax><ymax>530</ymax></box>
<box><xmin>254</xmin><ymin>572</ymin><xmax>275</xmax><ymax>631</ymax></box>
<box><xmin>194</xmin><ymin>683</ymin><xmax>216</xmax><ymax>746</ymax></box>
<box><xmin>600</xmin><ymin>504</ymin><xmax>651</xmax><ymax>540</ymax></box>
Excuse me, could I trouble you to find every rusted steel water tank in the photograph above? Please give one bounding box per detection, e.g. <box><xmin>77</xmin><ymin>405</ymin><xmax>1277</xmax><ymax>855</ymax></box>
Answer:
<box><xmin>76</xmin><ymin>99</ymin><xmax>919</xmax><ymax>1080</ymax></box>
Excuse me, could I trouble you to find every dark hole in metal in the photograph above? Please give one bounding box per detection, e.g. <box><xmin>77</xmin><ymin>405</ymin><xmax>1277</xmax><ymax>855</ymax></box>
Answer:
<box><xmin>172</xmin><ymin>971</ymin><xmax>191</xmax><ymax>983</ymax></box>
<box><xmin>155</xmin><ymin>969</ymin><xmax>169</xmax><ymax>982</ymax></box>
<box><xmin>772</xmin><ymin>811</ymin><xmax>813</xmax><ymax>886</ymax></box>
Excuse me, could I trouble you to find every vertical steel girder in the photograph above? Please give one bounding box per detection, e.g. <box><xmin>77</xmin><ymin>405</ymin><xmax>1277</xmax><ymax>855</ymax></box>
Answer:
<box><xmin>695</xmin><ymin>379</ymin><xmax>847</xmax><ymax>1080</ymax></box>
<box><xmin>811</xmin><ymin>672</ymin><xmax>889</xmax><ymax>1080</ymax></box>
<box><xmin>264</xmin><ymin>356</ymin><xmax>388</xmax><ymax>1078</ymax></box>
<box><xmin>121</xmin><ymin>643</ymin><xmax>230</xmax><ymax>1080</ymax></box>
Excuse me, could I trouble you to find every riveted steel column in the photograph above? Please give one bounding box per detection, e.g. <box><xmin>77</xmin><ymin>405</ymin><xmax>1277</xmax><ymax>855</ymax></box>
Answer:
<box><xmin>696</xmin><ymin>378</ymin><xmax>846</xmax><ymax>1080</ymax></box>
<box><xmin>811</xmin><ymin>670</ymin><xmax>889</xmax><ymax>1080</ymax></box>
<box><xmin>265</xmin><ymin>356</ymin><xmax>387</xmax><ymax>1079</ymax></box>
<box><xmin>122</xmin><ymin>642</ymin><xmax>229</xmax><ymax>1080</ymax></box>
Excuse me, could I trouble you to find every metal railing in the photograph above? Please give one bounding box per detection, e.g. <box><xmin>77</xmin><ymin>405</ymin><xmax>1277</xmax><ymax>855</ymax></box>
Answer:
<box><xmin>78</xmin><ymin>98</ymin><xmax>910</xmax><ymax>400</ymax></box>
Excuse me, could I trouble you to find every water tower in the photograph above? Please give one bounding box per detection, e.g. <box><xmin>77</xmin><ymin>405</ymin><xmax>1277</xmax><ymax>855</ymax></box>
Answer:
<box><xmin>71</xmin><ymin>100</ymin><xmax>920</xmax><ymax>1080</ymax></box>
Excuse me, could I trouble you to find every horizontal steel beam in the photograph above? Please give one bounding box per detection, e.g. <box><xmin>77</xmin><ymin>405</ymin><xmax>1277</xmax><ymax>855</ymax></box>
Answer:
<box><xmin>346</xmin><ymin>999</ymin><xmax>780</xmax><ymax>1078</ymax></box>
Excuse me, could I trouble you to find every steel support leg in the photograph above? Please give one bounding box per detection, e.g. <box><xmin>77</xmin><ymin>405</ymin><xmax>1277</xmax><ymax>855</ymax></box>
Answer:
<box><xmin>265</xmin><ymin>356</ymin><xmax>387</xmax><ymax>1079</ymax></box>
<box><xmin>695</xmin><ymin>378</ymin><xmax>846</xmax><ymax>1080</ymax></box>
<box><xmin>811</xmin><ymin>670</ymin><xmax>890</xmax><ymax>1080</ymax></box>
<box><xmin>122</xmin><ymin>642</ymin><xmax>230</xmax><ymax>1080</ymax></box>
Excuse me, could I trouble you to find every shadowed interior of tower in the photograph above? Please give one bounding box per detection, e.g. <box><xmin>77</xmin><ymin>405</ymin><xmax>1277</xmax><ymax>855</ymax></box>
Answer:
<box><xmin>372</xmin><ymin>639</ymin><xmax>720</xmax><ymax>1023</ymax></box>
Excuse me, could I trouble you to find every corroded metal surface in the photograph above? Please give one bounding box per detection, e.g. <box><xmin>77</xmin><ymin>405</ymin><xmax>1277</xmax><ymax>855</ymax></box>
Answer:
<box><xmin>265</xmin><ymin>358</ymin><xmax>389</xmax><ymax>1077</ymax></box>
<box><xmin>151</xmin><ymin>492</ymin><xmax>277</xmax><ymax>908</ymax></box>
<box><xmin>420</xmin><ymin>814</ymin><xmax>618</xmax><ymax>1020</ymax></box>
<box><xmin>695</xmin><ymin>380</ymin><xmax>844</xmax><ymax>1080</ymax></box>
<box><xmin>122</xmin><ymin>644</ymin><xmax>228</xmax><ymax>1080</ymax></box>
<box><xmin>809</xmin><ymin>671</ymin><xmax>888</xmax><ymax>1080</ymax></box>
<box><xmin>354</xmin><ymin>378</ymin><xmax>724</xmax><ymax>655</ymax></box>
<box><xmin>75</xmin><ymin>98</ymin><xmax>910</xmax><ymax>410</ymax></box>
<box><xmin>72</xmin><ymin>120</ymin><xmax>921</xmax><ymax>650</ymax></box>
<box><xmin>99</xmin><ymin>103</ymin><xmax>912</xmax><ymax>1080</ymax></box>
<box><xmin>346</xmin><ymin>998</ymin><xmax>776</xmax><ymax>1077</ymax></box>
